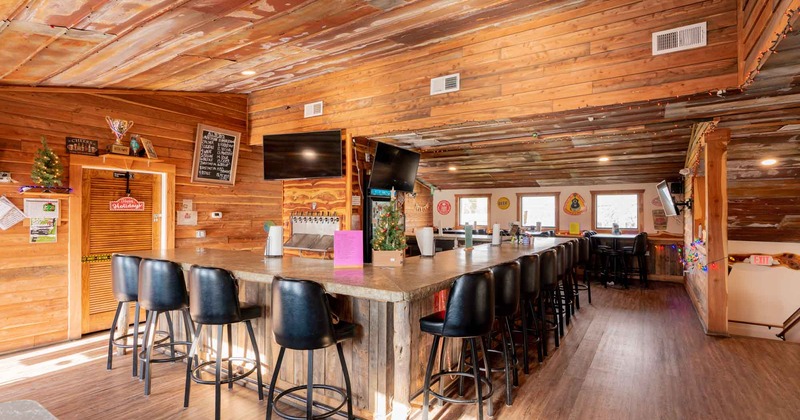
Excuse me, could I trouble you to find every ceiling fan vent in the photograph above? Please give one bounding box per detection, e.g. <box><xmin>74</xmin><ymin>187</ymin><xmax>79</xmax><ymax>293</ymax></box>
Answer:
<box><xmin>652</xmin><ymin>22</ymin><xmax>706</xmax><ymax>55</ymax></box>
<box><xmin>304</xmin><ymin>101</ymin><xmax>323</xmax><ymax>118</ymax></box>
<box><xmin>430</xmin><ymin>73</ymin><xmax>460</xmax><ymax>95</ymax></box>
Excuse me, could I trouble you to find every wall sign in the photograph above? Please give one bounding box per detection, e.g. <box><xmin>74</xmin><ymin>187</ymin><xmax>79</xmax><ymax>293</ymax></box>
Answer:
<box><xmin>563</xmin><ymin>193</ymin><xmax>586</xmax><ymax>215</ymax></box>
<box><xmin>66</xmin><ymin>137</ymin><xmax>99</xmax><ymax>156</ymax></box>
<box><xmin>436</xmin><ymin>200</ymin><xmax>451</xmax><ymax>215</ymax></box>
<box><xmin>497</xmin><ymin>197</ymin><xmax>510</xmax><ymax>210</ymax></box>
<box><xmin>191</xmin><ymin>124</ymin><xmax>241</xmax><ymax>185</ymax></box>
<box><xmin>750</xmin><ymin>255</ymin><xmax>774</xmax><ymax>266</ymax></box>
<box><xmin>109</xmin><ymin>197</ymin><xmax>145</xmax><ymax>211</ymax></box>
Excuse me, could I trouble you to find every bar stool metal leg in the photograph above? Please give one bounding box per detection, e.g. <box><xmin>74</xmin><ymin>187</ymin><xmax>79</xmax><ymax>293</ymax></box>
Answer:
<box><xmin>139</xmin><ymin>310</ymin><xmax>153</xmax><ymax>381</ymax></box>
<box><xmin>244</xmin><ymin>320</ymin><xmax>265</xmax><ymax>401</ymax></box>
<box><xmin>215</xmin><ymin>324</ymin><xmax>223</xmax><ymax>420</ymax></box>
<box><xmin>107</xmin><ymin>302</ymin><xmax>123</xmax><ymax>371</ymax></box>
<box><xmin>266</xmin><ymin>347</ymin><xmax>286</xmax><ymax>420</ymax></box>
<box><xmin>421</xmin><ymin>335</ymin><xmax>440</xmax><ymax>420</ymax></box>
<box><xmin>227</xmin><ymin>324</ymin><xmax>233</xmax><ymax>390</ymax></box>
<box><xmin>132</xmin><ymin>302</ymin><xmax>141</xmax><ymax>377</ymax></box>
<box><xmin>469</xmin><ymin>338</ymin><xmax>484</xmax><ymax>420</ymax></box>
<box><xmin>144</xmin><ymin>310</ymin><xmax>159</xmax><ymax>395</ymax></box>
<box><xmin>336</xmin><ymin>342</ymin><xmax>354</xmax><ymax>419</ymax></box>
<box><xmin>183</xmin><ymin>323</ymin><xmax>203</xmax><ymax>408</ymax></box>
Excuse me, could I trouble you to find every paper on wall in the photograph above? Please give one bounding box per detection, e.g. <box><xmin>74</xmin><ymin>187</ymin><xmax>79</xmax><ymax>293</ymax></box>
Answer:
<box><xmin>0</xmin><ymin>196</ymin><xmax>25</xmax><ymax>230</ymax></box>
<box><xmin>24</xmin><ymin>198</ymin><xmax>59</xmax><ymax>219</ymax></box>
<box><xmin>30</xmin><ymin>217</ymin><xmax>57</xmax><ymax>243</ymax></box>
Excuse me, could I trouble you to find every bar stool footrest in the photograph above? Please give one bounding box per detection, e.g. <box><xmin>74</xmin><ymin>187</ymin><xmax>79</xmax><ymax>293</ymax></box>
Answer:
<box><xmin>112</xmin><ymin>330</ymin><xmax>169</xmax><ymax>349</ymax></box>
<box><xmin>190</xmin><ymin>357</ymin><xmax>257</xmax><ymax>385</ymax></box>
<box><xmin>273</xmin><ymin>384</ymin><xmax>347</xmax><ymax>420</ymax></box>
<box><xmin>428</xmin><ymin>370</ymin><xmax>493</xmax><ymax>405</ymax></box>
<box><xmin>138</xmin><ymin>341</ymin><xmax>191</xmax><ymax>363</ymax></box>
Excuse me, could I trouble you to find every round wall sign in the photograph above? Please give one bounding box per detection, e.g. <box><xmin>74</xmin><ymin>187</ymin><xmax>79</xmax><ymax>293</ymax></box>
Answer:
<box><xmin>497</xmin><ymin>197</ymin><xmax>510</xmax><ymax>210</ymax></box>
<box><xmin>436</xmin><ymin>200</ymin><xmax>452</xmax><ymax>215</ymax></box>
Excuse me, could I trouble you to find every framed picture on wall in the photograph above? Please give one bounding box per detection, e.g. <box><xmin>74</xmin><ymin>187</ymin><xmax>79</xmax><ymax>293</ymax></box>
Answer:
<box><xmin>141</xmin><ymin>138</ymin><xmax>158</xmax><ymax>159</ymax></box>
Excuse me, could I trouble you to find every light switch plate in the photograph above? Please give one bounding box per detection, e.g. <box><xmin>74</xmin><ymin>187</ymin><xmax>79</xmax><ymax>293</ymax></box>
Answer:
<box><xmin>195</xmin><ymin>230</ymin><xmax>206</xmax><ymax>238</ymax></box>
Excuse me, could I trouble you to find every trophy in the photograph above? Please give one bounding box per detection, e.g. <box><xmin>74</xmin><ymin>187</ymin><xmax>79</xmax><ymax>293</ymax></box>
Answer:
<box><xmin>106</xmin><ymin>116</ymin><xmax>134</xmax><ymax>155</ymax></box>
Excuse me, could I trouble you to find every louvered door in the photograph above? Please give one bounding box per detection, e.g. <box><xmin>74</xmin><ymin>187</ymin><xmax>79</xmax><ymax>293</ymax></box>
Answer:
<box><xmin>81</xmin><ymin>169</ymin><xmax>159</xmax><ymax>334</ymax></box>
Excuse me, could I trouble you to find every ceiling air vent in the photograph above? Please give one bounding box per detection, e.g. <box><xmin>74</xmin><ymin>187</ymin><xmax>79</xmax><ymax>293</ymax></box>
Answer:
<box><xmin>304</xmin><ymin>101</ymin><xmax>323</xmax><ymax>118</ymax></box>
<box><xmin>430</xmin><ymin>73</ymin><xmax>460</xmax><ymax>95</ymax></box>
<box><xmin>652</xmin><ymin>22</ymin><xmax>706</xmax><ymax>55</ymax></box>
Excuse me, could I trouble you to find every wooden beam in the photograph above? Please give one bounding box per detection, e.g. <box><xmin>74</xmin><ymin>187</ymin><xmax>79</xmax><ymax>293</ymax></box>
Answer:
<box><xmin>704</xmin><ymin>128</ymin><xmax>730</xmax><ymax>336</ymax></box>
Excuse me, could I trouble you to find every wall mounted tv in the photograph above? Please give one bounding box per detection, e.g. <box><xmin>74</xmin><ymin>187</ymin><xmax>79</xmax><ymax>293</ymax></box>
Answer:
<box><xmin>656</xmin><ymin>180</ymin><xmax>679</xmax><ymax>217</ymax></box>
<box><xmin>262</xmin><ymin>130</ymin><xmax>343</xmax><ymax>180</ymax></box>
<box><xmin>368</xmin><ymin>142</ymin><xmax>421</xmax><ymax>193</ymax></box>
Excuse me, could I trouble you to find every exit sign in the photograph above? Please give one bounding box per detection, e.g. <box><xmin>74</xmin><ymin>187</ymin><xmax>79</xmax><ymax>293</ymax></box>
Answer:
<box><xmin>750</xmin><ymin>255</ymin><xmax>773</xmax><ymax>266</ymax></box>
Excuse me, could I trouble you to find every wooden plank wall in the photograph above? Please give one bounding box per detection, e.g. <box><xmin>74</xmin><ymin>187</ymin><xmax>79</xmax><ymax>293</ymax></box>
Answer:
<box><xmin>738</xmin><ymin>0</ymin><xmax>800</xmax><ymax>83</ymax></box>
<box><xmin>249</xmin><ymin>0</ymin><xmax>739</xmax><ymax>142</ymax></box>
<box><xmin>403</xmin><ymin>181</ymin><xmax>433</xmax><ymax>233</ymax></box>
<box><xmin>0</xmin><ymin>88</ymin><xmax>281</xmax><ymax>354</ymax></box>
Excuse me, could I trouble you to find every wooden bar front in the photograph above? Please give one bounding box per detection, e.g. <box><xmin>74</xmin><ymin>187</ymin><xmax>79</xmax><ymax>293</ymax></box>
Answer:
<box><xmin>130</xmin><ymin>238</ymin><xmax>570</xmax><ymax>419</ymax></box>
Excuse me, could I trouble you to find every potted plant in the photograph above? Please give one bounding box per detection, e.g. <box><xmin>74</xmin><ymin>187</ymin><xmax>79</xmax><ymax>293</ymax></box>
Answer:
<box><xmin>371</xmin><ymin>194</ymin><xmax>406</xmax><ymax>267</ymax></box>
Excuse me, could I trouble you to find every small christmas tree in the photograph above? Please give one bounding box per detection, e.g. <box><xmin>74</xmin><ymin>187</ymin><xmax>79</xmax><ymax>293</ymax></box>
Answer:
<box><xmin>371</xmin><ymin>194</ymin><xmax>407</xmax><ymax>251</ymax></box>
<box><xmin>31</xmin><ymin>136</ymin><xmax>63</xmax><ymax>189</ymax></box>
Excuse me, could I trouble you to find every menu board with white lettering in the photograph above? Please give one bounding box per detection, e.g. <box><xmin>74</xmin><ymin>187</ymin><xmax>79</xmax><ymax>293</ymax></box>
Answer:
<box><xmin>191</xmin><ymin>124</ymin><xmax>241</xmax><ymax>185</ymax></box>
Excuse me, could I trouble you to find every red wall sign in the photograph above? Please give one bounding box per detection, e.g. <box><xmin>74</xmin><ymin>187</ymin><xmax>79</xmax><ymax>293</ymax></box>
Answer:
<box><xmin>750</xmin><ymin>255</ymin><xmax>773</xmax><ymax>266</ymax></box>
<box><xmin>436</xmin><ymin>200</ymin><xmax>451</xmax><ymax>215</ymax></box>
<box><xmin>109</xmin><ymin>197</ymin><xmax>145</xmax><ymax>211</ymax></box>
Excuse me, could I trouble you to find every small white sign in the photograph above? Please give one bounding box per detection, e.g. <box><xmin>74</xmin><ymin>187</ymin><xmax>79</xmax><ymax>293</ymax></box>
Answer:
<box><xmin>177</xmin><ymin>210</ymin><xmax>198</xmax><ymax>226</ymax></box>
<box><xmin>182</xmin><ymin>199</ymin><xmax>193</xmax><ymax>211</ymax></box>
<box><xmin>750</xmin><ymin>255</ymin><xmax>773</xmax><ymax>266</ymax></box>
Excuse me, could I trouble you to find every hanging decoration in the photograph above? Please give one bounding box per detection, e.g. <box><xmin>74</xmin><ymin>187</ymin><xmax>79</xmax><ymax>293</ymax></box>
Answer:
<box><xmin>563</xmin><ymin>193</ymin><xmax>586</xmax><ymax>215</ymax></box>
<box><xmin>31</xmin><ymin>137</ymin><xmax>63</xmax><ymax>190</ymax></box>
<box><xmin>436</xmin><ymin>200</ymin><xmax>451</xmax><ymax>215</ymax></box>
<box><xmin>496</xmin><ymin>197</ymin><xmax>510</xmax><ymax>210</ymax></box>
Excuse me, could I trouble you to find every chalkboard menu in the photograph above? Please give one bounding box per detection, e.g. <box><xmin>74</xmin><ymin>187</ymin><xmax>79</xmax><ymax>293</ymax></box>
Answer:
<box><xmin>191</xmin><ymin>124</ymin><xmax>241</xmax><ymax>185</ymax></box>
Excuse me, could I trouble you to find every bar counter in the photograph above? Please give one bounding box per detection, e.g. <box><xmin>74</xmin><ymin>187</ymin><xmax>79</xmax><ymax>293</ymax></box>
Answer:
<box><xmin>130</xmin><ymin>237</ymin><xmax>570</xmax><ymax>419</ymax></box>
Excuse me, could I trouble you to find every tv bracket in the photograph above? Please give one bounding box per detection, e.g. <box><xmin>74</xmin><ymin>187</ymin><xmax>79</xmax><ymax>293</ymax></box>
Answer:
<box><xmin>675</xmin><ymin>198</ymin><xmax>693</xmax><ymax>213</ymax></box>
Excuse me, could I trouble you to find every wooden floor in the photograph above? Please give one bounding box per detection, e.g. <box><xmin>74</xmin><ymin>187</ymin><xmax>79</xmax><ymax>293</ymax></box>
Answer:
<box><xmin>1</xmin><ymin>282</ymin><xmax>799</xmax><ymax>419</ymax></box>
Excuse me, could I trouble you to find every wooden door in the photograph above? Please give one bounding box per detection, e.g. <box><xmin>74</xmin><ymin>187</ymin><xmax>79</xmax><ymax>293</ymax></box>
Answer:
<box><xmin>81</xmin><ymin>169</ymin><xmax>160</xmax><ymax>334</ymax></box>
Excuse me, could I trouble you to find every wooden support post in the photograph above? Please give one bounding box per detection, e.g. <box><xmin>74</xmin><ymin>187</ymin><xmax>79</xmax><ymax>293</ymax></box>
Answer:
<box><xmin>392</xmin><ymin>301</ymin><xmax>411</xmax><ymax>420</ymax></box>
<box><xmin>704</xmin><ymin>129</ymin><xmax>730</xmax><ymax>336</ymax></box>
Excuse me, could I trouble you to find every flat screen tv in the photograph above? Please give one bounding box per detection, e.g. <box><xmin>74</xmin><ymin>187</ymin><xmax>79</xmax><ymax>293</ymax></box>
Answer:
<box><xmin>656</xmin><ymin>180</ymin><xmax>679</xmax><ymax>217</ymax></box>
<box><xmin>262</xmin><ymin>130</ymin><xmax>343</xmax><ymax>180</ymax></box>
<box><xmin>368</xmin><ymin>142</ymin><xmax>420</xmax><ymax>193</ymax></box>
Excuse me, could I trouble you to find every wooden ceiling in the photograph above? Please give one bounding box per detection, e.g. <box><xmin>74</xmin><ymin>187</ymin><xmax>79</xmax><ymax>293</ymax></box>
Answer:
<box><xmin>0</xmin><ymin>0</ymin><xmax>593</xmax><ymax>92</ymax></box>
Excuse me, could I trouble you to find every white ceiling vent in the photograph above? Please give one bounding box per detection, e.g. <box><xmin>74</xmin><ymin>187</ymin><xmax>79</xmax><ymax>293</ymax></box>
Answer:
<box><xmin>652</xmin><ymin>22</ymin><xmax>707</xmax><ymax>55</ymax></box>
<box><xmin>304</xmin><ymin>101</ymin><xmax>323</xmax><ymax>118</ymax></box>
<box><xmin>430</xmin><ymin>73</ymin><xmax>460</xmax><ymax>95</ymax></box>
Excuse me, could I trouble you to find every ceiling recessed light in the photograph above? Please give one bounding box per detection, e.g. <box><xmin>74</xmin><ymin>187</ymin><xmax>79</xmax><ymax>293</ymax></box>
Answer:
<box><xmin>761</xmin><ymin>158</ymin><xmax>777</xmax><ymax>166</ymax></box>
<box><xmin>241</xmin><ymin>70</ymin><xmax>256</xmax><ymax>76</ymax></box>
<box><xmin>598</xmin><ymin>156</ymin><xmax>610</xmax><ymax>162</ymax></box>
<box><xmin>448</xmin><ymin>166</ymin><xmax>457</xmax><ymax>171</ymax></box>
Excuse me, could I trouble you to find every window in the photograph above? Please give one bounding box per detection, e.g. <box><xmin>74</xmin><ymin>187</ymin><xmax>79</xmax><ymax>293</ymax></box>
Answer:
<box><xmin>517</xmin><ymin>192</ymin><xmax>560</xmax><ymax>228</ymax></box>
<box><xmin>591</xmin><ymin>190</ymin><xmax>644</xmax><ymax>232</ymax></box>
<box><xmin>455</xmin><ymin>194</ymin><xmax>491</xmax><ymax>227</ymax></box>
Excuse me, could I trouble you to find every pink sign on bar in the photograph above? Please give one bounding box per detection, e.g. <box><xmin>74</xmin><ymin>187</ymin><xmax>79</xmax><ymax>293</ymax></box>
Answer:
<box><xmin>334</xmin><ymin>230</ymin><xmax>364</xmax><ymax>268</ymax></box>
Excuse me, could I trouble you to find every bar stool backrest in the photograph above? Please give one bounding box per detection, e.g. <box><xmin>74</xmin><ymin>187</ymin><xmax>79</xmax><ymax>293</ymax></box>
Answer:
<box><xmin>138</xmin><ymin>258</ymin><xmax>188</xmax><ymax>311</ymax></box>
<box><xmin>578</xmin><ymin>237</ymin><xmax>590</xmax><ymax>263</ymax></box>
<box><xmin>518</xmin><ymin>254</ymin><xmax>540</xmax><ymax>297</ymax></box>
<box><xmin>564</xmin><ymin>241</ymin><xmax>574</xmax><ymax>271</ymax></box>
<box><xmin>188</xmin><ymin>265</ymin><xmax>242</xmax><ymax>325</ymax></box>
<box><xmin>554</xmin><ymin>244</ymin><xmax>565</xmax><ymax>275</ymax></box>
<box><xmin>491</xmin><ymin>261</ymin><xmax>520</xmax><ymax>315</ymax></box>
<box><xmin>442</xmin><ymin>270</ymin><xmax>495</xmax><ymax>337</ymax></box>
<box><xmin>271</xmin><ymin>276</ymin><xmax>337</xmax><ymax>350</ymax></box>
<box><xmin>632</xmin><ymin>232</ymin><xmax>648</xmax><ymax>255</ymax></box>
<box><xmin>540</xmin><ymin>249</ymin><xmax>557</xmax><ymax>288</ymax></box>
<box><xmin>572</xmin><ymin>239</ymin><xmax>581</xmax><ymax>265</ymax></box>
<box><xmin>111</xmin><ymin>254</ymin><xmax>141</xmax><ymax>302</ymax></box>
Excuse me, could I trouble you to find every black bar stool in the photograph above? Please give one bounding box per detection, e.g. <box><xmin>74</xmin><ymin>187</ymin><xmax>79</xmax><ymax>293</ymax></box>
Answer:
<box><xmin>420</xmin><ymin>270</ymin><xmax>494</xmax><ymax>420</ymax></box>
<box><xmin>184</xmin><ymin>265</ymin><xmax>265</xmax><ymax>420</ymax></box>
<box><xmin>138</xmin><ymin>258</ymin><xmax>195</xmax><ymax>396</ymax></box>
<box><xmin>514</xmin><ymin>254</ymin><xmax>543</xmax><ymax>373</ymax></box>
<box><xmin>107</xmin><ymin>254</ymin><xmax>144</xmax><ymax>377</ymax></box>
<box><xmin>575</xmin><ymin>237</ymin><xmax>592</xmax><ymax>303</ymax></box>
<box><xmin>623</xmin><ymin>232</ymin><xmax>649</xmax><ymax>288</ymax></box>
<box><xmin>267</xmin><ymin>277</ymin><xmax>354</xmax><ymax>420</ymax></box>
<box><xmin>539</xmin><ymin>249</ymin><xmax>560</xmax><ymax>355</ymax></box>
<box><xmin>553</xmin><ymin>244</ymin><xmax>569</xmax><ymax>334</ymax></box>
<box><xmin>488</xmin><ymin>260</ymin><xmax>520</xmax><ymax>405</ymax></box>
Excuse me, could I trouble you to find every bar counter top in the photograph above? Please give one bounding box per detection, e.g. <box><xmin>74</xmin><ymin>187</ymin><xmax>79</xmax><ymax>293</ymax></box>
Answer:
<box><xmin>130</xmin><ymin>237</ymin><xmax>570</xmax><ymax>303</ymax></box>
